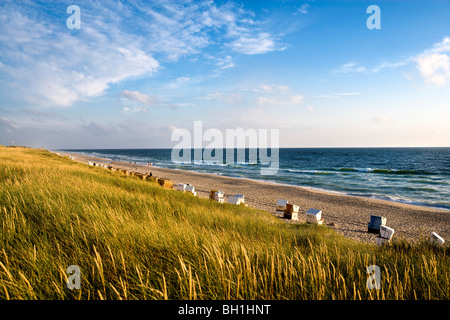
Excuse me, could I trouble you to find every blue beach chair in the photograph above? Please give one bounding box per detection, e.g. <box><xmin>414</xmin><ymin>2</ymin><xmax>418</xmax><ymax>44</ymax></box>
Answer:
<box><xmin>368</xmin><ymin>215</ymin><xmax>387</xmax><ymax>234</ymax></box>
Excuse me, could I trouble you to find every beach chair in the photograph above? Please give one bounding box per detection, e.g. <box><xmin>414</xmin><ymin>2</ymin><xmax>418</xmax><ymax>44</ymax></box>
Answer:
<box><xmin>284</xmin><ymin>203</ymin><xmax>300</xmax><ymax>220</ymax></box>
<box><xmin>375</xmin><ymin>236</ymin><xmax>390</xmax><ymax>246</ymax></box>
<box><xmin>276</xmin><ymin>199</ymin><xmax>289</xmax><ymax>212</ymax></box>
<box><xmin>213</xmin><ymin>191</ymin><xmax>225</xmax><ymax>203</ymax></box>
<box><xmin>227</xmin><ymin>194</ymin><xmax>245</xmax><ymax>205</ymax></box>
<box><xmin>368</xmin><ymin>215</ymin><xmax>386</xmax><ymax>234</ymax></box>
<box><xmin>136</xmin><ymin>173</ymin><xmax>147</xmax><ymax>180</ymax></box>
<box><xmin>186</xmin><ymin>184</ymin><xmax>197</xmax><ymax>196</ymax></box>
<box><xmin>227</xmin><ymin>196</ymin><xmax>240</xmax><ymax>205</ymax></box>
<box><xmin>158</xmin><ymin>178</ymin><xmax>173</xmax><ymax>189</ymax></box>
<box><xmin>305</xmin><ymin>208</ymin><xmax>323</xmax><ymax>225</ymax></box>
<box><xmin>375</xmin><ymin>225</ymin><xmax>395</xmax><ymax>246</ymax></box>
<box><xmin>380</xmin><ymin>225</ymin><xmax>395</xmax><ymax>240</ymax></box>
<box><xmin>430</xmin><ymin>232</ymin><xmax>445</xmax><ymax>246</ymax></box>
<box><xmin>177</xmin><ymin>183</ymin><xmax>187</xmax><ymax>192</ymax></box>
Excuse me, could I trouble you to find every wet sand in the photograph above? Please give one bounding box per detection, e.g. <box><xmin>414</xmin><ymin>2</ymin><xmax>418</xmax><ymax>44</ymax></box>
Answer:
<box><xmin>56</xmin><ymin>151</ymin><xmax>449</xmax><ymax>244</ymax></box>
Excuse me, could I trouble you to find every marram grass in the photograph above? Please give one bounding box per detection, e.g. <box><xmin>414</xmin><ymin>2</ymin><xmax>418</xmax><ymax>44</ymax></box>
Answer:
<box><xmin>0</xmin><ymin>146</ymin><xmax>448</xmax><ymax>300</ymax></box>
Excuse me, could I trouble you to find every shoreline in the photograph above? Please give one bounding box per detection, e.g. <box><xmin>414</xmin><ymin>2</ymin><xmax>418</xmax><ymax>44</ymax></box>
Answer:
<box><xmin>56</xmin><ymin>150</ymin><xmax>450</xmax><ymax>244</ymax></box>
<box><xmin>59</xmin><ymin>150</ymin><xmax>450</xmax><ymax>213</ymax></box>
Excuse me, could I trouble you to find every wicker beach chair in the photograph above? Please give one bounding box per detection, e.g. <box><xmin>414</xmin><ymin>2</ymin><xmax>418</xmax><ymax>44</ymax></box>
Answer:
<box><xmin>368</xmin><ymin>215</ymin><xmax>387</xmax><ymax>234</ymax></box>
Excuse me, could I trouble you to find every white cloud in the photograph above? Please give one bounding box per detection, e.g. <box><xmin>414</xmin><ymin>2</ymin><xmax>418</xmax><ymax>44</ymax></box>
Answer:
<box><xmin>121</xmin><ymin>90</ymin><xmax>158</xmax><ymax>106</ymax></box>
<box><xmin>123</xmin><ymin>106</ymin><xmax>148</xmax><ymax>114</ymax></box>
<box><xmin>216</xmin><ymin>56</ymin><xmax>235</xmax><ymax>69</ymax></box>
<box><xmin>166</xmin><ymin>76</ymin><xmax>192</xmax><ymax>89</ymax></box>
<box><xmin>259</xmin><ymin>84</ymin><xmax>273</xmax><ymax>92</ymax></box>
<box><xmin>372</xmin><ymin>59</ymin><xmax>411</xmax><ymax>73</ymax></box>
<box><xmin>415</xmin><ymin>53</ymin><xmax>450</xmax><ymax>86</ymax></box>
<box><xmin>429</xmin><ymin>36</ymin><xmax>450</xmax><ymax>54</ymax></box>
<box><xmin>230</xmin><ymin>32</ymin><xmax>286</xmax><ymax>55</ymax></box>
<box><xmin>332</xmin><ymin>62</ymin><xmax>367</xmax><ymax>74</ymax></box>
<box><xmin>298</xmin><ymin>4</ymin><xmax>310</xmax><ymax>14</ymax></box>
<box><xmin>413</xmin><ymin>37</ymin><xmax>450</xmax><ymax>86</ymax></box>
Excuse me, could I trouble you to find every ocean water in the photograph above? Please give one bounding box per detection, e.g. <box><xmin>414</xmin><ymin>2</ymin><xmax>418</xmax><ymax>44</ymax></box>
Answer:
<box><xmin>59</xmin><ymin>148</ymin><xmax>450</xmax><ymax>210</ymax></box>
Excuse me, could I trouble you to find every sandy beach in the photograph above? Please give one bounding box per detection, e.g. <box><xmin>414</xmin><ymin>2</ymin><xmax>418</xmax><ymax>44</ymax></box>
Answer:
<box><xmin>58</xmin><ymin>151</ymin><xmax>450</xmax><ymax>244</ymax></box>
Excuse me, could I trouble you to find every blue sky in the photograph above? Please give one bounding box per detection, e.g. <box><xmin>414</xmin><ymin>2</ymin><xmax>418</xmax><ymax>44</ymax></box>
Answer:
<box><xmin>0</xmin><ymin>0</ymin><xmax>449</xmax><ymax>148</ymax></box>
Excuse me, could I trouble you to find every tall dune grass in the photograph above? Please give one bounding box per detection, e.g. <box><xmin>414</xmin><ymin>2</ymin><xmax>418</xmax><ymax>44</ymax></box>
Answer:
<box><xmin>0</xmin><ymin>146</ymin><xmax>448</xmax><ymax>300</ymax></box>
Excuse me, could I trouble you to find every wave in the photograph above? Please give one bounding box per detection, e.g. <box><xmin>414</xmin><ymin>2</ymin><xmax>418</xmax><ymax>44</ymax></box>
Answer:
<box><xmin>286</xmin><ymin>167</ymin><xmax>434</xmax><ymax>176</ymax></box>
<box><xmin>314</xmin><ymin>167</ymin><xmax>435</xmax><ymax>175</ymax></box>
<box><xmin>371</xmin><ymin>169</ymin><xmax>433</xmax><ymax>175</ymax></box>
<box><xmin>286</xmin><ymin>169</ymin><xmax>336</xmax><ymax>175</ymax></box>
<box><xmin>347</xmin><ymin>193</ymin><xmax>450</xmax><ymax>210</ymax></box>
<box><xmin>409</xmin><ymin>179</ymin><xmax>448</xmax><ymax>185</ymax></box>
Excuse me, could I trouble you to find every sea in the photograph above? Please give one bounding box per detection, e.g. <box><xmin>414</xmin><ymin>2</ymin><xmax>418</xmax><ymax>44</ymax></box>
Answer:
<box><xmin>58</xmin><ymin>148</ymin><xmax>450</xmax><ymax>211</ymax></box>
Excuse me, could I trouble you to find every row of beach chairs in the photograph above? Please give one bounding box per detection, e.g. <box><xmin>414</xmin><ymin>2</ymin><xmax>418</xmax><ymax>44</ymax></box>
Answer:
<box><xmin>88</xmin><ymin>161</ymin><xmax>179</xmax><ymax>191</ymax></box>
<box><xmin>276</xmin><ymin>199</ymin><xmax>323</xmax><ymax>225</ymax></box>
<box><xmin>86</xmin><ymin>158</ymin><xmax>446</xmax><ymax>247</ymax></box>
<box><xmin>209</xmin><ymin>190</ymin><xmax>246</xmax><ymax>205</ymax></box>
<box><xmin>367</xmin><ymin>215</ymin><xmax>445</xmax><ymax>246</ymax></box>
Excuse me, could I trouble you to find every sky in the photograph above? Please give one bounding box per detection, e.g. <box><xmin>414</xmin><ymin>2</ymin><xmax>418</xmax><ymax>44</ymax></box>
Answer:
<box><xmin>0</xmin><ymin>0</ymin><xmax>449</xmax><ymax>149</ymax></box>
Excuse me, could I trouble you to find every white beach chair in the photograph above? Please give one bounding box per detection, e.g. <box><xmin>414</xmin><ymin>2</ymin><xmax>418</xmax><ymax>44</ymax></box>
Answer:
<box><xmin>430</xmin><ymin>232</ymin><xmax>445</xmax><ymax>246</ymax></box>
<box><xmin>227</xmin><ymin>194</ymin><xmax>245</xmax><ymax>205</ymax></box>
<box><xmin>305</xmin><ymin>208</ymin><xmax>323</xmax><ymax>225</ymax></box>
<box><xmin>375</xmin><ymin>236</ymin><xmax>391</xmax><ymax>246</ymax></box>
<box><xmin>380</xmin><ymin>225</ymin><xmax>395</xmax><ymax>240</ymax></box>
<box><xmin>276</xmin><ymin>199</ymin><xmax>289</xmax><ymax>212</ymax></box>
<box><xmin>227</xmin><ymin>196</ymin><xmax>239</xmax><ymax>205</ymax></box>
<box><xmin>185</xmin><ymin>184</ymin><xmax>197</xmax><ymax>196</ymax></box>
<box><xmin>214</xmin><ymin>191</ymin><xmax>225</xmax><ymax>203</ymax></box>
<box><xmin>214</xmin><ymin>191</ymin><xmax>224</xmax><ymax>199</ymax></box>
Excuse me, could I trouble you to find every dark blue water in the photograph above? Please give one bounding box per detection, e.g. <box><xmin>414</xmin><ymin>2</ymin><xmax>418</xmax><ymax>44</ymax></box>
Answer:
<box><xmin>59</xmin><ymin>148</ymin><xmax>450</xmax><ymax>210</ymax></box>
